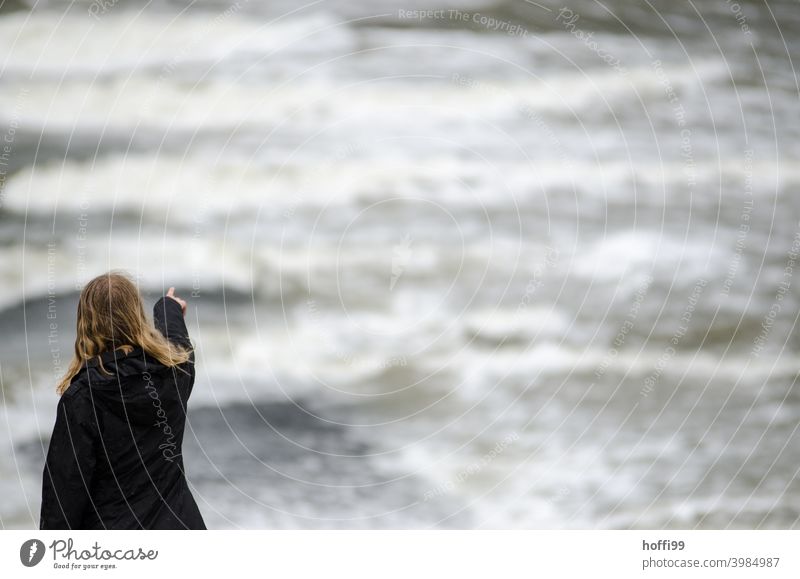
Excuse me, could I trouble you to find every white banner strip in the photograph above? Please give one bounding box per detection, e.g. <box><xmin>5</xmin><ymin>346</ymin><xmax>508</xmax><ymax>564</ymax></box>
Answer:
<box><xmin>1</xmin><ymin>531</ymin><xmax>798</xmax><ymax>578</ymax></box>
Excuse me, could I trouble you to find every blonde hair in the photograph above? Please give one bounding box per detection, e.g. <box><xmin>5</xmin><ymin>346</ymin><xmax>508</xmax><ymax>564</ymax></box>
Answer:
<box><xmin>56</xmin><ymin>271</ymin><xmax>192</xmax><ymax>395</ymax></box>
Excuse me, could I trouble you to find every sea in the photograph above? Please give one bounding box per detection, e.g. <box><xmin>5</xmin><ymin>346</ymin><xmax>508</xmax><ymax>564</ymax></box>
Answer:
<box><xmin>0</xmin><ymin>0</ymin><xmax>799</xmax><ymax>528</ymax></box>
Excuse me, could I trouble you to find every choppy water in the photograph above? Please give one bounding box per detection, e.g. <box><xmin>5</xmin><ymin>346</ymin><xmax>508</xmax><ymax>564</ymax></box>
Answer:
<box><xmin>1</xmin><ymin>0</ymin><xmax>799</xmax><ymax>528</ymax></box>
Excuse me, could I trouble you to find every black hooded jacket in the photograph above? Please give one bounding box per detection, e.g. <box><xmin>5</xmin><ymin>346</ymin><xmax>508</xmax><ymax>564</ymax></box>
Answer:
<box><xmin>40</xmin><ymin>296</ymin><xmax>206</xmax><ymax>529</ymax></box>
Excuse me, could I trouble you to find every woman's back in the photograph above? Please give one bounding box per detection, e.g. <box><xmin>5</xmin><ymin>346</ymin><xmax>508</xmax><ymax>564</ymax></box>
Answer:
<box><xmin>40</xmin><ymin>282</ymin><xmax>206</xmax><ymax>530</ymax></box>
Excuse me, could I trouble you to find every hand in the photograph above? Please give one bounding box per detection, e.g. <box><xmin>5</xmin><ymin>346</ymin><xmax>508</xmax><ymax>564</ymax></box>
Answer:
<box><xmin>166</xmin><ymin>287</ymin><xmax>187</xmax><ymax>316</ymax></box>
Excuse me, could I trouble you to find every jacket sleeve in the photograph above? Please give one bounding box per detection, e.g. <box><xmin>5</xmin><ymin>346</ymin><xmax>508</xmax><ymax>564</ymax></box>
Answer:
<box><xmin>153</xmin><ymin>296</ymin><xmax>192</xmax><ymax>349</ymax></box>
<box><xmin>40</xmin><ymin>390</ymin><xmax>97</xmax><ymax>529</ymax></box>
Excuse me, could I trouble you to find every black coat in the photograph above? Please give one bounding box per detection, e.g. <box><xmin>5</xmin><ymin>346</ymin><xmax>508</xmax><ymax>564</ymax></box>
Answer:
<box><xmin>40</xmin><ymin>297</ymin><xmax>206</xmax><ymax>529</ymax></box>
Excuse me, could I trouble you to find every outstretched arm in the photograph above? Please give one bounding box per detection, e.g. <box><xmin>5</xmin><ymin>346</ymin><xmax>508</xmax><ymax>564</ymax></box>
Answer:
<box><xmin>153</xmin><ymin>287</ymin><xmax>191</xmax><ymax>350</ymax></box>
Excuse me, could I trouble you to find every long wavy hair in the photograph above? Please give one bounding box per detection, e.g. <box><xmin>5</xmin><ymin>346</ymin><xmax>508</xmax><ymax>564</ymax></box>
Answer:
<box><xmin>56</xmin><ymin>271</ymin><xmax>192</xmax><ymax>395</ymax></box>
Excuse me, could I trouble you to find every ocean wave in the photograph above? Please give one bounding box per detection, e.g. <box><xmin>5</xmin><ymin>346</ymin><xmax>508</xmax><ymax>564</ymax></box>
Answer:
<box><xmin>4</xmin><ymin>154</ymin><xmax>794</xmax><ymax>222</ymax></box>
<box><xmin>0</xmin><ymin>9</ymin><xmax>349</xmax><ymax>78</ymax></box>
<box><xmin>0</xmin><ymin>57</ymin><xmax>730</xmax><ymax>133</ymax></box>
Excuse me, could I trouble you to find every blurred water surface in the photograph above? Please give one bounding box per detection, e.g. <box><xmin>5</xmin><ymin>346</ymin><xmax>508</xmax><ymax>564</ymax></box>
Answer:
<box><xmin>0</xmin><ymin>0</ymin><xmax>798</xmax><ymax>528</ymax></box>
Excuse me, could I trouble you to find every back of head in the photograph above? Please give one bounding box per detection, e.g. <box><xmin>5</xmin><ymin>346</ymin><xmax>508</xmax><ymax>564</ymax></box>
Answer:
<box><xmin>76</xmin><ymin>271</ymin><xmax>148</xmax><ymax>358</ymax></box>
<box><xmin>56</xmin><ymin>271</ymin><xmax>190</xmax><ymax>395</ymax></box>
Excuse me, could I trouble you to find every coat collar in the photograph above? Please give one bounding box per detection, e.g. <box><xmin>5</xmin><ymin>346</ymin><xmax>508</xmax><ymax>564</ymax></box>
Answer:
<box><xmin>84</xmin><ymin>345</ymin><xmax>144</xmax><ymax>369</ymax></box>
<box><xmin>71</xmin><ymin>345</ymin><xmax>152</xmax><ymax>389</ymax></box>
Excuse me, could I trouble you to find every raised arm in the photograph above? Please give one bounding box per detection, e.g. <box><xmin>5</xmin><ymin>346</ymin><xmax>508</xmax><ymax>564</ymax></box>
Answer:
<box><xmin>153</xmin><ymin>287</ymin><xmax>191</xmax><ymax>349</ymax></box>
<box><xmin>40</xmin><ymin>390</ymin><xmax>97</xmax><ymax>529</ymax></box>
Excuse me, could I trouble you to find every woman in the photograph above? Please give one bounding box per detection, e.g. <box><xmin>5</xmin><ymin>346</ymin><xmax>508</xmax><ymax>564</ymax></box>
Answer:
<box><xmin>40</xmin><ymin>271</ymin><xmax>206</xmax><ymax>529</ymax></box>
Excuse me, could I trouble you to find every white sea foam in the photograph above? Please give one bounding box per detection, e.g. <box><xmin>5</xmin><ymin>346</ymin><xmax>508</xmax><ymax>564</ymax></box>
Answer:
<box><xmin>5</xmin><ymin>154</ymin><xmax>794</xmax><ymax>223</ymax></box>
<box><xmin>0</xmin><ymin>238</ymin><xmax>254</xmax><ymax>311</ymax></box>
<box><xmin>0</xmin><ymin>57</ymin><xmax>731</xmax><ymax>132</ymax></box>
<box><xmin>0</xmin><ymin>10</ymin><xmax>347</xmax><ymax>77</ymax></box>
